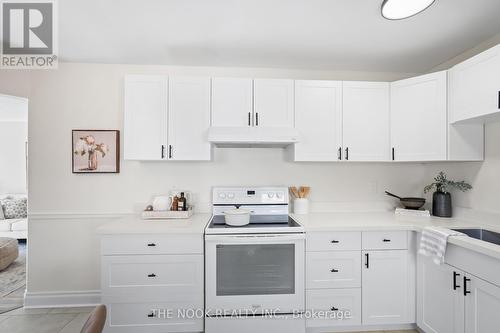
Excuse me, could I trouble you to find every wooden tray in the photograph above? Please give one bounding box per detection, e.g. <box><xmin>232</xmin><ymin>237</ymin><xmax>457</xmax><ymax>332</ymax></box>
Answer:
<box><xmin>141</xmin><ymin>208</ymin><xmax>194</xmax><ymax>220</ymax></box>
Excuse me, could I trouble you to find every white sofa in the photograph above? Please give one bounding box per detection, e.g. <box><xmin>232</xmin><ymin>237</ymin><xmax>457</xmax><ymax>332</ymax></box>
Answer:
<box><xmin>0</xmin><ymin>194</ymin><xmax>27</xmax><ymax>239</ymax></box>
<box><xmin>0</xmin><ymin>218</ymin><xmax>27</xmax><ymax>239</ymax></box>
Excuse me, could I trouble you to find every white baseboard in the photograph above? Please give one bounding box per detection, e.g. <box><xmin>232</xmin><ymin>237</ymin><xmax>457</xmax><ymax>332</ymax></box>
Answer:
<box><xmin>24</xmin><ymin>290</ymin><xmax>101</xmax><ymax>309</ymax></box>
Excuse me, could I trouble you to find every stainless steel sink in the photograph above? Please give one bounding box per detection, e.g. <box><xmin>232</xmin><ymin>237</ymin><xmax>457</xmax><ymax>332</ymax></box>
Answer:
<box><xmin>452</xmin><ymin>228</ymin><xmax>500</xmax><ymax>246</ymax></box>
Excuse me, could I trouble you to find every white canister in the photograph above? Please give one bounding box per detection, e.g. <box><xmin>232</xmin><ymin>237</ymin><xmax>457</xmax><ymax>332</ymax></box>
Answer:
<box><xmin>152</xmin><ymin>196</ymin><xmax>171</xmax><ymax>211</ymax></box>
<box><xmin>294</xmin><ymin>198</ymin><xmax>309</xmax><ymax>214</ymax></box>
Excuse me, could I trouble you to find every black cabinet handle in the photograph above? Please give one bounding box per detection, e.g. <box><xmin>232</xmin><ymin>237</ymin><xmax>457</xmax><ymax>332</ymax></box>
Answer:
<box><xmin>365</xmin><ymin>253</ymin><xmax>369</xmax><ymax>268</ymax></box>
<box><xmin>338</xmin><ymin>147</ymin><xmax>342</xmax><ymax>160</ymax></box>
<box><xmin>453</xmin><ymin>271</ymin><xmax>461</xmax><ymax>290</ymax></box>
<box><xmin>383</xmin><ymin>239</ymin><xmax>391</xmax><ymax>242</ymax></box>
<box><xmin>330</xmin><ymin>268</ymin><xmax>339</xmax><ymax>273</ymax></box>
<box><xmin>392</xmin><ymin>147</ymin><xmax>395</xmax><ymax>161</ymax></box>
<box><xmin>331</xmin><ymin>240</ymin><xmax>339</xmax><ymax>244</ymax></box>
<box><xmin>248</xmin><ymin>112</ymin><xmax>251</xmax><ymax>126</ymax></box>
<box><xmin>345</xmin><ymin>147</ymin><xmax>349</xmax><ymax>161</ymax></box>
<box><xmin>147</xmin><ymin>243</ymin><xmax>156</xmax><ymax>247</ymax></box>
<box><xmin>330</xmin><ymin>307</ymin><xmax>338</xmax><ymax>311</ymax></box>
<box><xmin>498</xmin><ymin>91</ymin><xmax>500</xmax><ymax>109</ymax></box>
<box><xmin>161</xmin><ymin>145</ymin><xmax>165</xmax><ymax>159</ymax></box>
<box><xmin>255</xmin><ymin>112</ymin><xmax>259</xmax><ymax>126</ymax></box>
<box><xmin>148</xmin><ymin>273</ymin><xmax>156</xmax><ymax>278</ymax></box>
<box><xmin>168</xmin><ymin>145</ymin><xmax>173</xmax><ymax>159</ymax></box>
<box><xmin>147</xmin><ymin>312</ymin><xmax>155</xmax><ymax>318</ymax></box>
<box><xmin>464</xmin><ymin>276</ymin><xmax>471</xmax><ymax>296</ymax></box>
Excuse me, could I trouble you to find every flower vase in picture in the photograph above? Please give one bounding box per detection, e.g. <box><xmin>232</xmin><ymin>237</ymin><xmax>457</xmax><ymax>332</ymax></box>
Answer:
<box><xmin>72</xmin><ymin>130</ymin><xmax>120</xmax><ymax>173</ymax></box>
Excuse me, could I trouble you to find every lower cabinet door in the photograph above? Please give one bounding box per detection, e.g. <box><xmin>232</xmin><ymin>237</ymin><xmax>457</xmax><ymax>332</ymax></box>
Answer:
<box><xmin>104</xmin><ymin>300</ymin><xmax>203</xmax><ymax>333</ymax></box>
<box><xmin>362</xmin><ymin>250</ymin><xmax>412</xmax><ymax>325</ymax></box>
<box><xmin>464</xmin><ymin>276</ymin><xmax>500</xmax><ymax>333</ymax></box>
<box><xmin>417</xmin><ymin>256</ymin><xmax>464</xmax><ymax>333</ymax></box>
<box><xmin>306</xmin><ymin>288</ymin><xmax>361</xmax><ymax>327</ymax></box>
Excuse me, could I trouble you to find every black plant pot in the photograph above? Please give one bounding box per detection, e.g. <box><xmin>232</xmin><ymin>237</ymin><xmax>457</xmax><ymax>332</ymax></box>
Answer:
<box><xmin>433</xmin><ymin>191</ymin><xmax>452</xmax><ymax>217</ymax></box>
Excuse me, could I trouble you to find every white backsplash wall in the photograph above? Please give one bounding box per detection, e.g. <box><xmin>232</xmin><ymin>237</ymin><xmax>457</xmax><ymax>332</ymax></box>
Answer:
<box><xmin>0</xmin><ymin>61</ymin><xmax>491</xmax><ymax>303</ymax></box>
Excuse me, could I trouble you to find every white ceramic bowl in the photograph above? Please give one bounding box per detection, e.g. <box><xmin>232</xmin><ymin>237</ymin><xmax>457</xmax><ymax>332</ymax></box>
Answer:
<box><xmin>224</xmin><ymin>209</ymin><xmax>250</xmax><ymax>226</ymax></box>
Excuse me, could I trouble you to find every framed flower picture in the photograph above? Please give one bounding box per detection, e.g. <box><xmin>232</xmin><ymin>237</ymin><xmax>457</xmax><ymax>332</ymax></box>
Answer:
<box><xmin>72</xmin><ymin>130</ymin><xmax>120</xmax><ymax>173</ymax></box>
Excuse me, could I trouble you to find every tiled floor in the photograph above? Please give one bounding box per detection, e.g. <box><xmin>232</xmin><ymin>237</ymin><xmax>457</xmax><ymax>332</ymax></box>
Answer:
<box><xmin>0</xmin><ymin>307</ymin><xmax>93</xmax><ymax>333</ymax></box>
<box><xmin>0</xmin><ymin>307</ymin><xmax>420</xmax><ymax>333</ymax></box>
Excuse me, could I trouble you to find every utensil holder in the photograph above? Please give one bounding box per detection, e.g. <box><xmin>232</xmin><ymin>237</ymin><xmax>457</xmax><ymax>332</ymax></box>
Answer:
<box><xmin>294</xmin><ymin>198</ymin><xmax>309</xmax><ymax>214</ymax></box>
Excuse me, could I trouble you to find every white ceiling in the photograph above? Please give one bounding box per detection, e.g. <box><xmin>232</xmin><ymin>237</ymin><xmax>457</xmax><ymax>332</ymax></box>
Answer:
<box><xmin>59</xmin><ymin>0</ymin><xmax>500</xmax><ymax>73</ymax></box>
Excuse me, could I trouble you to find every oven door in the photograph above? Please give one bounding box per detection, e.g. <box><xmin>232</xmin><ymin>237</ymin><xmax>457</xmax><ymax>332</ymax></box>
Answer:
<box><xmin>205</xmin><ymin>233</ymin><xmax>305</xmax><ymax>315</ymax></box>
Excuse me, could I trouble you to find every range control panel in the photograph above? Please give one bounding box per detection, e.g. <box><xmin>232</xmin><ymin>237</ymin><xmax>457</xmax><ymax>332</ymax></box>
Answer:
<box><xmin>212</xmin><ymin>187</ymin><xmax>288</xmax><ymax>205</ymax></box>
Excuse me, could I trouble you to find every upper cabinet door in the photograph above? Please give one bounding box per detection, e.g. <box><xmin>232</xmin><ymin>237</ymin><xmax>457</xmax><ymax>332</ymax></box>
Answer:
<box><xmin>124</xmin><ymin>75</ymin><xmax>167</xmax><ymax>160</ymax></box>
<box><xmin>168</xmin><ymin>77</ymin><xmax>211</xmax><ymax>161</ymax></box>
<box><xmin>450</xmin><ymin>44</ymin><xmax>500</xmax><ymax>124</ymax></box>
<box><xmin>253</xmin><ymin>79</ymin><xmax>294</xmax><ymax>127</ymax></box>
<box><xmin>343</xmin><ymin>82</ymin><xmax>390</xmax><ymax>161</ymax></box>
<box><xmin>391</xmin><ymin>71</ymin><xmax>447</xmax><ymax>162</ymax></box>
<box><xmin>212</xmin><ymin>78</ymin><xmax>253</xmax><ymax>127</ymax></box>
<box><xmin>294</xmin><ymin>80</ymin><xmax>342</xmax><ymax>161</ymax></box>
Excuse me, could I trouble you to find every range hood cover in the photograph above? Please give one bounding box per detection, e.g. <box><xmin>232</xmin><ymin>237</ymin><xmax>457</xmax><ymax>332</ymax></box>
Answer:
<box><xmin>208</xmin><ymin>126</ymin><xmax>299</xmax><ymax>148</ymax></box>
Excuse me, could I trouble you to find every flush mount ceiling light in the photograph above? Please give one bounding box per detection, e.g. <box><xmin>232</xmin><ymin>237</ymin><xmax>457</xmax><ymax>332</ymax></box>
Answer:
<box><xmin>381</xmin><ymin>0</ymin><xmax>436</xmax><ymax>20</ymax></box>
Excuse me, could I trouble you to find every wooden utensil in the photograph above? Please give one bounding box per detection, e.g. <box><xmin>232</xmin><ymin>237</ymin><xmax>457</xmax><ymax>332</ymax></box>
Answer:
<box><xmin>290</xmin><ymin>186</ymin><xmax>300</xmax><ymax>199</ymax></box>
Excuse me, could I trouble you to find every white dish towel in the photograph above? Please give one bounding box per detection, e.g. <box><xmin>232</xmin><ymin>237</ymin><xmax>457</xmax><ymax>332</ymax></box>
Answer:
<box><xmin>419</xmin><ymin>227</ymin><xmax>465</xmax><ymax>264</ymax></box>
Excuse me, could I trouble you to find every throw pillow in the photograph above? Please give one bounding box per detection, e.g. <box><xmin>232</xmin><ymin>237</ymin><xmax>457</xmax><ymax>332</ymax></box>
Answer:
<box><xmin>1</xmin><ymin>197</ymin><xmax>27</xmax><ymax>219</ymax></box>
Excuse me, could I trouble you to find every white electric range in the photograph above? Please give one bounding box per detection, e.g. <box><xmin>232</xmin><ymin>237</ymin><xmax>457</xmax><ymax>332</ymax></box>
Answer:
<box><xmin>205</xmin><ymin>187</ymin><xmax>306</xmax><ymax>333</ymax></box>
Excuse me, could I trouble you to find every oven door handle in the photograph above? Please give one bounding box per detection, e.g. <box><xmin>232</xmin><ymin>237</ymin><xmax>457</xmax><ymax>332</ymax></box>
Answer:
<box><xmin>205</xmin><ymin>234</ymin><xmax>305</xmax><ymax>243</ymax></box>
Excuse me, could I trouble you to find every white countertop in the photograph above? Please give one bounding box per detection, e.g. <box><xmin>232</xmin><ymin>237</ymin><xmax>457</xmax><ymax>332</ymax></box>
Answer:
<box><xmin>291</xmin><ymin>211</ymin><xmax>500</xmax><ymax>260</ymax></box>
<box><xmin>96</xmin><ymin>213</ymin><xmax>212</xmax><ymax>235</ymax></box>
<box><xmin>95</xmin><ymin>210</ymin><xmax>500</xmax><ymax>259</ymax></box>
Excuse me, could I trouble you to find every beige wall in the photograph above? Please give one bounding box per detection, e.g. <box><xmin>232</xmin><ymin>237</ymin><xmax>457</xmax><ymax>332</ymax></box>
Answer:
<box><xmin>0</xmin><ymin>54</ymin><xmax>495</xmax><ymax>302</ymax></box>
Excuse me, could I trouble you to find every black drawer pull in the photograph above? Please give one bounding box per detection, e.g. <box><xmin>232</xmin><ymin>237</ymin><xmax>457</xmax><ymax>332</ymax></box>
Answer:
<box><xmin>331</xmin><ymin>240</ymin><xmax>339</xmax><ymax>244</ymax></box>
<box><xmin>148</xmin><ymin>273</ymin><xmax>156</xmax><ymax>278</ymax></box>
<box><xmin>453</xmin><ymin>271</ymin><xmax>461</xmax><ymax>290</ymax></box>
<box><xmin>330</xmin><ymin>268</ymin><xmax>339</xmax><ymax>273</ymax></box>
<box><xmin>147</xmin><ymin>243</ymin><xmax>156</xmax><ymax>247</ymax></box>
<box><xmin>383</xmin><ymin>239</ymin><xmax>391</xmax><ymax>242</ymax></box>
<box><xmin>147</xmin><ymin>312</ymin><xmax>155</xmax><ymax>318</ymax></box>
<box><xmin>365</xmin><ymin>253</ymin><xmax>369</xmax><ymax>268</ymax></box>
<box><xmin>464</xmin><ymin>276</ymin><xmax>471</xmax><ymax>296</ymax></box>
<box><xmin>330</xmin><ymin>307</ymin><xmax>338</xmax><ymax>311</ymax></box>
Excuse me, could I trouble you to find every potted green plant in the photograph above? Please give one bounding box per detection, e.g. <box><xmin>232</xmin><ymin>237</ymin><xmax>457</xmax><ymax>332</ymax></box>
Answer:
<box><xmin>424</xmin><ymin>172</ymin><xmax>472</xmax><ymax>217</ymax></box>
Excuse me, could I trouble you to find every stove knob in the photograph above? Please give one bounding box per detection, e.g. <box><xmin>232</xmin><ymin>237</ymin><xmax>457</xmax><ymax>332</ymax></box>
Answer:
<box><xmin>227</xmin><ymin>193</ymin><xmax>235</xmax><ymax>199</ymax></box>
<box><xmin>267</xmin><ymin>192</ymin><xmax>275</xmax><ymax>198</ymax></box>
<box><xmin>218</xmin><ymin>193</ymin><xmax>227</xmax><ymax>199</ymax></box>
<box><xmin>276</xmin><ymin>192</ymin><xmax>283</xmax><ymax>199</ymax></box>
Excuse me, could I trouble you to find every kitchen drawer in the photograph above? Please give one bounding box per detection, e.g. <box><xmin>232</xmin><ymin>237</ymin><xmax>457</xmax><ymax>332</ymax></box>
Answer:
<box><xmin>105</xmin><ymin>301</ymin><xmax>203</xmax><ymax>333</ymax></box>
<box><xmin>101</xmin><ymin>255</ymin><xmax>203</xmax><ymax>297</ymax></box>
<box><xmin>306</xmin><ymin>251</ymin><xmax>361</xmax><ymax>289</ymax></box>
<box><xmin>306</xmin><ymin>288</ymin><xmax>361</xmax><ymax>327</ymax></box>
<box><xmin>101</xmin><ymin>234</ymin><xmax>203</xmax><ymax>255</ymax></box>
<box><xmin>362</xmin><ymin>231</ymin><xmax>407</xmax><ymax>250</ymax></box>
<box><xmin>306</xmin><ymin>231</ymin><xmax>361</xmax><ymax>252</ymax></box>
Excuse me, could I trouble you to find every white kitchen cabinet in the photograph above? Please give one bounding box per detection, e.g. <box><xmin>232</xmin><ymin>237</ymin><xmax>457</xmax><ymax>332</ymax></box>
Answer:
<box><xmin>449</xmin><ymin>43</ymin><xmax>500</xmax><ymax>124</ymax></box>
<box><xmin>306</xmin><ymin>251</ymin><xmax>361</xmax><ymax>289</ymax></box>
<box><xmin>306</xmin><ymin>289</ymin><xmax>362</xmax><ymax>327</ymax></box>
<box><xmin>101</xmin><ymin>234</ymin><xmax>204</xmax><ymax>333</ymax></box>
<box><xmin>253</xmin><ymin>79</ymin><xmax>294</xmax><ymax>127</ymax></box>
<box><xmin>342</xmin><ymin>81</ymin><xmax>390</xmax><ymax>161</ymax></box>
<box><xmin>464</xmin><ymin>275</ymin><xmax>500</xmax><ymax>333</ymax></box>
<box><xmin>211</xmin><ymin>78</ymin><xmax>253</xmax><ymax>127</ymax></box>
<box><xmin>362</xmin><ymin>250</ymin><xmax>412</xmax><ymax>325</ymax></box>
<box><xmin>294</xmin><ymin>80</ymin><xmax>342</xmax><ymax>161</ymax></box>
<box><xmin>417</xmin><ymin>256</ymin><xmax>464</xmax><ymax>333</ymax></box>
<box><xmin>390</xmin><ymin>71</ymin><xmax>447</xmax><ymax>161</ymax></box>
<box><xmin>168</xmin><ymin>77</ymin><xmax>211</xmax><ymax>160</ymax></box>
<box><xmin>124</xmin><ymin>75</ymin><xmax>167</xmax><ymax>160</ymax></box>
<box><xmin>124</xmin><ymin>75</ymin><xmax>211</xmax><ymax>161</ymax></box>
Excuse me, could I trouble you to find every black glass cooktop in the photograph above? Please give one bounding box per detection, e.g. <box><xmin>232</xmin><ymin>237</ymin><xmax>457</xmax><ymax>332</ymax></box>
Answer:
<box><xmin>208</xmin><ymin>215</ymin><xmax>301</xmax><ymax>229</ymax></box>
